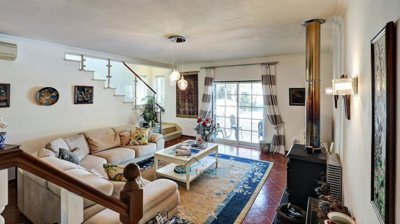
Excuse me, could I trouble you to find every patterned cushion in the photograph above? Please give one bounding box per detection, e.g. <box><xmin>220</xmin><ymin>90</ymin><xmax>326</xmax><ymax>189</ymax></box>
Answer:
<box><xmin>129</xmin><ymin>127</ymin><xmax>151</xmax><ymax>145</ymax></box>
<box><xmin>103</xmin><ymin>164</ymin><xmax>126</xmax><ymax>181</ymax></box>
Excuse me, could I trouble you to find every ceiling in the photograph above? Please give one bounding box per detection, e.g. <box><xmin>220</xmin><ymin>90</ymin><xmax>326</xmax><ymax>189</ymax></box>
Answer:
<box><xmin>0</xmin><ymin>0</ymin><xmax>344</xmax><ymax>64</ymax></box>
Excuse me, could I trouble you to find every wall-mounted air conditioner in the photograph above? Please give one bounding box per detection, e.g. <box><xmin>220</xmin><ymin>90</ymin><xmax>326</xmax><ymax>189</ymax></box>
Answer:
<box><xmin>0</xmin><ymin>41</ymin><xmax>17</xmax><ymax>61</ymax></box>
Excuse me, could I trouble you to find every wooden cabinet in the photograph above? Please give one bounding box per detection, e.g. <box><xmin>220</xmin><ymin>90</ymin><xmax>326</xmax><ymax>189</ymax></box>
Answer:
<box><xmin>286</xmin><ymin>144</ymin><xmax>327</xmax><ymax>209</ymax></box>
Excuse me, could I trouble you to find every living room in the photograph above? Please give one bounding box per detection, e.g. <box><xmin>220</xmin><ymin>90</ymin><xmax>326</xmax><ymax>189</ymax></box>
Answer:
<box><xmin>0</xmin><ymin>0</ymin><xmax>399</xmax><ymax>224</ymax></box>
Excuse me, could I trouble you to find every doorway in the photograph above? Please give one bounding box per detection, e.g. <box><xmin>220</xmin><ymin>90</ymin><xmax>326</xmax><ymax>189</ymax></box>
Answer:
<box><xmin>213</xmin><ymin>81</ymin><xmax>264</xmax><ymax>147</ymax></box>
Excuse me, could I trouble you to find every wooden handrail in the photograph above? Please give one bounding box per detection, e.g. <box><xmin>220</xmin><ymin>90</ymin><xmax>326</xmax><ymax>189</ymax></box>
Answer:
<box><xmin>0</xmin><ymin>147</ymin><xmax>143</xmax><ymax>224</ymax></box>
<box><xmin>122</xmin><ymin>62</ymin><xmax>156</xmax><ymax>94</ymax></box>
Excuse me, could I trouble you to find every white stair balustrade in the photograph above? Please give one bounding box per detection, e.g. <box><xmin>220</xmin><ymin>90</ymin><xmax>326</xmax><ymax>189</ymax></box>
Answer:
<box><xmin>60</xmin><ymin>188</ymin><xmax>84</xmax><ymax>224</ymax></box>
<box><xmin>0</xmin><ymin>169</ymin><xmax>8</xmax><ymax>224</ymax></box>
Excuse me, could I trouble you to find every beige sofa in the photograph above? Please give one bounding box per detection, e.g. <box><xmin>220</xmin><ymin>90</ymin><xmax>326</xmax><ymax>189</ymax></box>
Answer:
<box><xmin>17</xmin><ymin>126</ymin><xmax>179</xmax><ymax>224</ymax></box>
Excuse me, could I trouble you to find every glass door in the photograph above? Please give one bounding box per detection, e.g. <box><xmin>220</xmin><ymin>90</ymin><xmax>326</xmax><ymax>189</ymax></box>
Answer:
<box><xmin>213</xmin><ymin>81</ymin><xmax>264</xmax><ymax>146</ymax></box>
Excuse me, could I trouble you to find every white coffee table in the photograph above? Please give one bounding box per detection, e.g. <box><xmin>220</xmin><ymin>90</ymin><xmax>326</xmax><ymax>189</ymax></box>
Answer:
<box><xmin>154</xmin><ymin>140</ymin><xmax>219</xmax><ymax>190</ymax></box>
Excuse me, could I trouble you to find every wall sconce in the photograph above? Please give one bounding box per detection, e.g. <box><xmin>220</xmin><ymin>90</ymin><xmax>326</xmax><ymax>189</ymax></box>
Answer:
<box><xmin>327</xmin><ymin>75</ymin><xmax>358</xmax><ymax>120</ymax></box>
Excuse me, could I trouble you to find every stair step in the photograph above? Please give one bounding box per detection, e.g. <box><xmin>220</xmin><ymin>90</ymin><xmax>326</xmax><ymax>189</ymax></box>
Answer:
<box><xmin>161</xmin><ymin>124</ymin><xmax>177</xmax><ymax>134</ymax></box>
<box><xmin>163</xmin><ymin>130</ymin><xmax>182</xmax><ymax>142</ymax></box>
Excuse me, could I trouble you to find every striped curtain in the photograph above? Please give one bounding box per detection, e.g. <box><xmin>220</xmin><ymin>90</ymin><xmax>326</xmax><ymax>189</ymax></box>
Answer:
<box><xmin>199</xmin><ymin>67</ymin><xmax>215</xmax><ymax>118</ymax></box>
<box><xmin>262</xmin><ymin>64</ymin><xmax>285</xmax><ymax>154</ymax></box>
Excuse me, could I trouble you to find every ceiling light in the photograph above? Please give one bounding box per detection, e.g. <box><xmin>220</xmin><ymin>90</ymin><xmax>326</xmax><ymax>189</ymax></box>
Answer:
<box><xmin>168</xmin><ymin>35</ymin><xmax>186</xmax><ymax>87</ymax></box>
<box><xmin>177</xmin><ymin>75</ymin><xmax>188</xmax><ymax>90</ymax></box>
<box><xmin>169</xmin><ymin>69</ymin><xmax>181</xmax><ymax>85</ymax></box>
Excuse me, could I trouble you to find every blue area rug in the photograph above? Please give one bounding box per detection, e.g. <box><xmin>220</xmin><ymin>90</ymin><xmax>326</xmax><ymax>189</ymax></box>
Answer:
<box><xmin>138</xmin><ymin>149</ymin><xmax>273</xmax><ymax>224</ymax></box>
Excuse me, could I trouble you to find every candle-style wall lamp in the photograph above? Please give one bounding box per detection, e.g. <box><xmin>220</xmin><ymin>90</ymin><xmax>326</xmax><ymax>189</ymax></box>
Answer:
<box><xmin>326</xmin><ymin>74</ymin><xmax>358</xmax><ymax>120</ymax></box>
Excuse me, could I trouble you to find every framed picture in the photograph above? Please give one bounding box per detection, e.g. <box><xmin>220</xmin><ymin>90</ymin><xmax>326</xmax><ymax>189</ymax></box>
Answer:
<box><xmin>74</xmin><ymin>86</ymin><xmax>94</xmax><ymax>104</ymax></box>
<box><xmin>289</xmin><ymin>88</ymin><xmax>305</xmax><ymax>106</ymax></box>
<box><xmin>176</xmin><ymin>72</ymin><xmax>198</xmax><ymax>118</ymax></box>
<box><xmin>0</xmin><ymin>83</ymin><xmax>10</xmax><ymax>108</ymax></box>
<box><xmin>370</xmin><ymin>21</ymin><xmax>396</xmax><ymax>224</ymax></box>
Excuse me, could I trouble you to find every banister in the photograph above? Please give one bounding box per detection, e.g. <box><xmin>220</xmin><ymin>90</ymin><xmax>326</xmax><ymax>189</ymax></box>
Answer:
<box><xmin>0</xmin><ymin>147</ymin><xmax>143</xmax><ymax>223</ymax></box>
<box><xmin>122</xmin><ymin>62</ymin><xmax>156</xmax><ymax>94</ymax></box>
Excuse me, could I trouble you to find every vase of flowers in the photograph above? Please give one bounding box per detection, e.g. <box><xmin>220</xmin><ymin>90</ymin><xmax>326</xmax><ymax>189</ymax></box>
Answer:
<box><xmin>0</xmin><ymin>116</ymin><xmax>8</xmax><ymax>149</ymax></box>
<box><xmin>195</xmin><ymin>117</ymin><xmax>218</xmax><ymax>146</ymax></box>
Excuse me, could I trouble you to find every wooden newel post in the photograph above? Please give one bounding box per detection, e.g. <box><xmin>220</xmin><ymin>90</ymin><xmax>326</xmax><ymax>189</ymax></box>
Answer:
<box><xmin>119</xmin><ymin>163</ymin><xmax>143</xmax><ymax>224</ymax></box>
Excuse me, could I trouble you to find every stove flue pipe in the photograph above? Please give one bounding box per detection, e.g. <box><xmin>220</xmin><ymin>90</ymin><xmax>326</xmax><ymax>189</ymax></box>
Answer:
<box><xmin>304</xmin><ymin>19</ymin><xmax>325</xmax><ymax>149</ymax></box>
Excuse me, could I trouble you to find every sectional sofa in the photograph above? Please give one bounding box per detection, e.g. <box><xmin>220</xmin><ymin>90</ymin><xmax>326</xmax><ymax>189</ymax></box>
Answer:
<box><xmin>17</xmin><ymin>126</ymin><xmax>180</xmax><ymax>224</ymax></box>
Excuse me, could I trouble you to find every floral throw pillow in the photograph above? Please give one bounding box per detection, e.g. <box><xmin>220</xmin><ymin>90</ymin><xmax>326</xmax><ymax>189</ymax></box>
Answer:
<box><xmin>103</xmin><ymin>164</ymin><xmax>126</xmax><ymax>181</ymax></box>
<box><xmin>129</xmin><ymin>127</ymin><xmax>151</xmax><ymax>145</ymax></box>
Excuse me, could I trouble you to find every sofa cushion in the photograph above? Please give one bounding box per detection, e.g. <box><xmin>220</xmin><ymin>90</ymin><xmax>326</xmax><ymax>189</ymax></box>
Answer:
<box><xmin>45</xmin><ymin>138</ymin><xmax>69</xmax><ymax>157</ymax></box>
<box><xmin>47</xmin><ymin>168</ymin><xmax>113</xmax><ymax>208</ymax></box>
<box><xmin>149</xmin><ymin>133</ymin><xmax>163</xmax><ymax>143</ymax></box>
<box><xmin>112</xmin><ymin>126</ymin><xmax>133</xmax><ymax>146</ymax></box>
<box><xmin>119</xmin><ymin>131</ymin><xmax>131</xmax><ymax>146</ymax></box>
<box><xmin>40</xmin><ymin>156</ymin><xmax>81</xmax><ymax>171</ymax></box>
<box><xmin>127</xmin><ymin>143</ymin><xmax>157</xmax><ymax>157</ymax></box>
<box><xmin>37</xmin><ymin>148</ymin><xmax>56</xmax><ymax>158</ymax></box>
<box><xmin>83</xmin><ymin>128</ymin><xmax>121</xmax><ymax>153</ymax></box>
<box><xmin>93</xmin><ymin>147</ymin><xmax>135</xmax><ymax>165</ymax></box>
<box><xmin>64</xmin><ymin>169</ymin><xmax>113</xmax><ymax>196</ymax></box>
<box><xmin>80</xmin><ymin>155</ymin><xmax>107</xmax><ymax>171</ymax></box>
<box><xmin>64</xmin><ymin>134</ymin><xmax>91</xmax><ymax>157</ymax></box>
<box><xmin>142</xmin><ymin>179</ymin><xmax>178</xmax><ymax>212</ymax></box>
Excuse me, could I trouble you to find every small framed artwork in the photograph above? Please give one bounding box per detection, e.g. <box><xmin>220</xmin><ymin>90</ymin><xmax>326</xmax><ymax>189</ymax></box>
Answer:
<box><xmin>370</xmin><ymin>21</ymin><xmax>396</xmax><ymax>224</ymax></box>
<box><xmin>289</xmin><ymin>88</ymin><xmax>305</xmax><ymax>106</ymax></box>
<box><xmin>0</xmin><ymin>83</ymin><xmax>10</xmax><ymax>108</ymax></box>
<box><xmin>74</xmin><ymin>86</ymin><xmax>94</xmax><ymax>104</ymax></box>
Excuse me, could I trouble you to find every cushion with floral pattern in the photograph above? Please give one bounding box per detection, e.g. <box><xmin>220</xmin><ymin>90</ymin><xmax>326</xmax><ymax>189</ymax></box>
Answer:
<box><xmin>129</xmin><ymin>127</ymin><xmax>151</xmax><ymax>145</ymax></box>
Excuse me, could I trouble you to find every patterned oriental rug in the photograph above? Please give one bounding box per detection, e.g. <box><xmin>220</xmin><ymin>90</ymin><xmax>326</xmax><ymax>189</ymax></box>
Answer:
<box><xmin>138</xmin><ymin>151</ymin><xmax>273</xmax><ymax>224</ymax></box>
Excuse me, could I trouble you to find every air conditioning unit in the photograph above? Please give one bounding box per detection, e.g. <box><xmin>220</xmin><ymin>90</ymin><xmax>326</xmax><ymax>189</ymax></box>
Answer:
<box><xmin>0</xmin><ymin>41</ymin><xmax>17</xmax><ymax>61</ymax></box>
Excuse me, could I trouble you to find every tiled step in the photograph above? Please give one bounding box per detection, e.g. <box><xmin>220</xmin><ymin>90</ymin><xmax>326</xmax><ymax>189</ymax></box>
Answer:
<box><xmin>161</xmin><ymin>124</ymin><xmax>177</xmax><ymax>135</ymax></box>
<box><xmin>163</xmin><ymin>130</ymin><xmax>182</xmax><ymax>142</ymax></box>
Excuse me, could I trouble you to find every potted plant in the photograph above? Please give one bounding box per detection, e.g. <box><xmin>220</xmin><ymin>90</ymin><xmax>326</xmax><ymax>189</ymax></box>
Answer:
<box><xmin>0</xmin><ymin>116</ymin><xmax>8</xmax><ymax>148</ymax></box>
<box><xmin>141</xmin><ymin>96</ymin><xmax>158</xmax><ymax>128</ymax></box>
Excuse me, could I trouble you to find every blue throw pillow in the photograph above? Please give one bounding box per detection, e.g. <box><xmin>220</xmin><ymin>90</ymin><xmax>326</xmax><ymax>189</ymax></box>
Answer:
<box><xmin>58</xmin><ymin>148</ymin><xmax>80</xmax><ymax>165</ymax></box>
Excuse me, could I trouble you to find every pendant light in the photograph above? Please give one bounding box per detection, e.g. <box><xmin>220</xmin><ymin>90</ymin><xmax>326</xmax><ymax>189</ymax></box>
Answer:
<box><xmin>177</xmin><ymin>75</ymin><xmax>188</xmax><ymax>90</ymax></box>
<box><xmin>168</xmin><ymin>35</ymin><xmax>186</xmax><ymax>88</ymax></box>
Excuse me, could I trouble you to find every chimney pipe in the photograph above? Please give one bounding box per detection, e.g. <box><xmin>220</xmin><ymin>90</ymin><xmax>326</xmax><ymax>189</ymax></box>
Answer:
<box><xmin>304</xmin><ymin>19</ymin><xmax>325</xmax><ymax>149</ymax></box>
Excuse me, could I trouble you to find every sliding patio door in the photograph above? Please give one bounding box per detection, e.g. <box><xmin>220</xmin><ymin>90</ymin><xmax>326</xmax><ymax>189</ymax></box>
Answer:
<box><xmin>213</xmin><ymin>81</ymin><xmax>264</xmax><ymax>146</ymax></box>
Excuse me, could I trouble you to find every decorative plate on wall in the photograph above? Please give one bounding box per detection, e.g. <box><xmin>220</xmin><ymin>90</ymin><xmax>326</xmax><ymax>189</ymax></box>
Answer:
<box><xmin>36</xmin><ymin>87</ymin><xmax>59</xmax><ymax>106</ymax></box>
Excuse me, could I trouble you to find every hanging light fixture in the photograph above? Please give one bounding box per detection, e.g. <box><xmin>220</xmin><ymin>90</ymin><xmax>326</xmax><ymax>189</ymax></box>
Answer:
<box><xmin>168</xmin><ymin>35</ymin><xmax>186</xmax><ymax>89</ymax></box>
<box><xmin>177</xmin><ymin>75</ymin><xmax>188</xmax><ymax>90</ymax></box>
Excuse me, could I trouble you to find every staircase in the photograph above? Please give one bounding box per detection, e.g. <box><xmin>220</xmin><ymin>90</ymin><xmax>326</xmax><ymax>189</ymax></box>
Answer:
<box><xmin>161</xmin><ymin>122</ymin><xmax>182</xmax><ymax>142</ymax></box>
<box><xmin>64</xmin><ymin>53</ymin><xmax>166</xmax><ymax>132</ymax></box>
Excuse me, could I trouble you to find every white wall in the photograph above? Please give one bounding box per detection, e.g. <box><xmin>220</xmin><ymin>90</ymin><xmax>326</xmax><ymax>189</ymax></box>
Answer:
<box><xmin>332</xmin><ymin>0</ymin><xmax>400</xmax><ymax>223</ymax></box>
<box><xmin>0</xmin><ymin>34</ymin><xmax>164</xmax><ymax>156</ymax></box>
<box><xmin>162</xmin><ymin>53</ymin><xmax>333</xmax><ymax>149</ymax></box>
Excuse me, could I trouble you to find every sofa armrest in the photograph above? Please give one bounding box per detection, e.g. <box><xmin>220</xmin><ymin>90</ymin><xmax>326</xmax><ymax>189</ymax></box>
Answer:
<box><xmin>149</xmin><ymin>133</ymin><xmax>165</xmax><ymax>151</ymax></box>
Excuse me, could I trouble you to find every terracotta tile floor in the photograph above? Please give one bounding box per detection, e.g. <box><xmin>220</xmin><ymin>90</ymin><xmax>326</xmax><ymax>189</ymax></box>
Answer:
<box><xmin>168</xmin><ymin>136</ymin><xmax>288</xmax><ymax>224</ymax></box>
<box><xmin>4</xmin><ymin>136</ymin><xmax>287</xmax><ymax>224</ymax></box>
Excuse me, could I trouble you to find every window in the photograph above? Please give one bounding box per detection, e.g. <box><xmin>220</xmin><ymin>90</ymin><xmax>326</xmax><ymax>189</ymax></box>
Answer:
<box><xmin>155</xmin><ymin>76</ymin><xmax>165</xmax><ymax>107</ymax></box>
